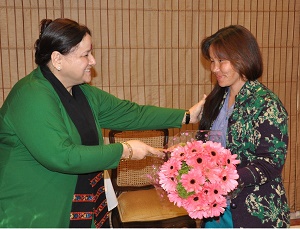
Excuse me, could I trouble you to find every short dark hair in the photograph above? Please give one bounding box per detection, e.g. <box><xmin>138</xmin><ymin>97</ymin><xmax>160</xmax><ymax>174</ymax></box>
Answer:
<box><xmin>201</xmin><ymin>25</ymin><xmax>263</xmax><ymax>80</ymax></box>
<box><xmin>35</xmin><ymin>18</ymin><xmax>91</xmax><ymax>66</ymax></box>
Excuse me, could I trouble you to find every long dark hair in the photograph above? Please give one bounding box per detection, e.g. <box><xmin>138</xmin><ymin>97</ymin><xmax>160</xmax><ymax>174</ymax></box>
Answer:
<box><xmin>34</xmin><ymin>18</ymin><xmax>91</xmax><ymax>66</ymax></box>
<box><xmin>199</xmin><ymin>25</ymin><xmax>263</xmax><ymax>130</ymax></box>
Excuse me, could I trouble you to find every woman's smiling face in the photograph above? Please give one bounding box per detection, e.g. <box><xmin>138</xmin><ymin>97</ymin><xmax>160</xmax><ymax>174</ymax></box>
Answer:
<box><xmin>57</xmin><ymin>34</ymin><xmax>96</xmax><ymax>91</ymax></box>
<box><xmin>209</xmin><ymin>47</ymin><xmax>246</xmax><ymax>92</ymax></box>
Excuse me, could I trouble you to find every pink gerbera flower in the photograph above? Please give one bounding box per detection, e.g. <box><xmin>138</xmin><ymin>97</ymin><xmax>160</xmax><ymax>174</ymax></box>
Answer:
<box><xmin>185</xmin><ymin>141</ymin><xmax>206</xmax><ymax>155</ymax></box>
<box><xmin>159</xmin><ymin>157</ymin><xmax>181</xmax><ymax>177</ymax></box>
<box><xmin>219</xmin><ymin>152</ymin><xmax>241</xmax><ymax>168</ymax></box>
<box><xmin>203</xmin><ymin>182</ymin><xmax>227</xmax><ymax>200</ymax></box>
<box><xmin>205</xmin><ymin>197</ymin><xmax>227</xmax><ymax>217</ymax></box>
<box><xmin>203</xmin><ymin>141</ymin><xmax>223</xmax><ymax>159</ymax></box>
<box><xmin>218</xmin><ymin>167</ymin><xmax>239</xmax><ymax>192</ymax></box>
<box><xmin>158</xmin><ymin>172</ymin><xmax>177</xmax><ymax>192</ymax></box>
<box><xmin>167</xmin><ymin>191</ymin><xmax>184</xmax><ymax>207</ymax></box>
<box><xmin>185</xmin><ymin>151</ymin><xmax>209</xmax><ymax>169</ymax></box>
<box><xmin>180</xmin><ymin>168</ymin><xmax>205</xmax><ymax>193</ymax></box>
<box><xmin>170</xmin><ymin>144</ymin><xmax>187</xmax><ymax>161</ymax></box>
<box><xmin>183</xmin><ymin>193</ymin><xmax>209</xmax><ymax>219</ymax></box>
<box><xmin>202</xmin><ymin>164</ymin><xmax>222</xmax><ymax>183</ymax></box>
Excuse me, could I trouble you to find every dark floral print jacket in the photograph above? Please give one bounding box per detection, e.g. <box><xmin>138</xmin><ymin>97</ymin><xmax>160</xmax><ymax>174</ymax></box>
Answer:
<box><xmin>225</xmin><ymin>80</ymin><xmax>290</xmax><ymax>228</ymax></box>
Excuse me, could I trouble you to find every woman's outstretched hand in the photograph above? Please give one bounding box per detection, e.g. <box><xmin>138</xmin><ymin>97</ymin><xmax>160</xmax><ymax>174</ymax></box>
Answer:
<box><xmin>121</xmin><ymin>140</ymin><xmax>165</xmax><ymax>160</ymax></box>
<box><xmin>183</xmin><ymin>94</ymin><xmax>207</xmax><ymax>124</ymax></box>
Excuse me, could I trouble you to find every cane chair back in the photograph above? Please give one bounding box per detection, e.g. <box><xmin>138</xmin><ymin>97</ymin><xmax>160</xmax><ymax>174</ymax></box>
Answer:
<box><xmin>109</xmin><ymin>129</ymin><xmax>168</xmax><ymax>193</ymax></box>
<box><xmin>108</xmin><ymin>129</ymin><xmax>196</xmax><ymax>228</ymax></box>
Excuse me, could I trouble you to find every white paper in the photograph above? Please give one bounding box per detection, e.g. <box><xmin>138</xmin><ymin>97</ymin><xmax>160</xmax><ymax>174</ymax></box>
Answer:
<box><xmin>104</xmin><ymin>170</ymin><xmax>118</xmax><ymax>211</ymax></box>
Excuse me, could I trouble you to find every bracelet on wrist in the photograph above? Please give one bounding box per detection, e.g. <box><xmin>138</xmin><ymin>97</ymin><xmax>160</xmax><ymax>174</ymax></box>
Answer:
<box><xmin>122</xmin><ymin>141</ymin><xmax>133</xmax><ymax>160</ymax></box>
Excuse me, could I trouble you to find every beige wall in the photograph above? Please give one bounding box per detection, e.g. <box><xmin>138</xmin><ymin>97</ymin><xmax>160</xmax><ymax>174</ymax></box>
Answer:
<box><xmin>0</xmin><ymin>0</ymin><xmax>299</xmax><ymax>211</ymax></box>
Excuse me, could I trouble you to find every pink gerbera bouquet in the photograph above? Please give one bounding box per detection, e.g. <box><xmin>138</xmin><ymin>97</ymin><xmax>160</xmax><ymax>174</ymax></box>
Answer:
<box><xmin>158</xmin><ymin>140</ymin><xmax>240</xmax><ymax>219</ymax></box>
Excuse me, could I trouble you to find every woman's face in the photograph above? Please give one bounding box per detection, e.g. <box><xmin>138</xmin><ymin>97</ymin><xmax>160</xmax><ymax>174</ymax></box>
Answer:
<box><xmin>209</xmin><ymin>47</ymin><xmax>245</xmax><ymax>91</ymax></box>
<box><xmin>58</xmin><ymin>34</ymin><xmax>96</xmax><ymax>91</ymax></box>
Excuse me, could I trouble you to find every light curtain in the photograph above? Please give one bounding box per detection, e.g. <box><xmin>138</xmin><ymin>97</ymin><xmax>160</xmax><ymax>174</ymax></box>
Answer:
<box><xmin>0</xmin><ymin>0</ymin><xmax>299</xmax><ymax>212</ymax></box>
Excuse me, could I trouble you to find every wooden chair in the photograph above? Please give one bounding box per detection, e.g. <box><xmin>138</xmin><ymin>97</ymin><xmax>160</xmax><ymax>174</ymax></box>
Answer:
<box><xmin>108</xmin><ymin>129</ymin><xmax>196</xmax><ymax>228</ymax></box>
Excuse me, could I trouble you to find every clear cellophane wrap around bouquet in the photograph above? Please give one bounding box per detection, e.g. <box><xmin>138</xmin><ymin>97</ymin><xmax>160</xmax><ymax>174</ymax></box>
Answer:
<box><xmin>148</xmin><ymin>130</ymin><xmax>240</xmax><ymax>220</ymax></box>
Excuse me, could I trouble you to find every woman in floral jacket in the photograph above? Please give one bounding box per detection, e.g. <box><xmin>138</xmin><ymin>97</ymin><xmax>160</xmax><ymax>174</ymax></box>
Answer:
<box><xmin>199</xmin><ymin>25</ymin><xmax>290</xmax><ymax>228</ymax></box>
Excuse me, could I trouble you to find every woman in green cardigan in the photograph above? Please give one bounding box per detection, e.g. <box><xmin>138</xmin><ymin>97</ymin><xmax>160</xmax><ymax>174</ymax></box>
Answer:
<box><xmin>0</xmin><ymin>18</ymin><xmax>205</xmax><ymax>228</ymax></box>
